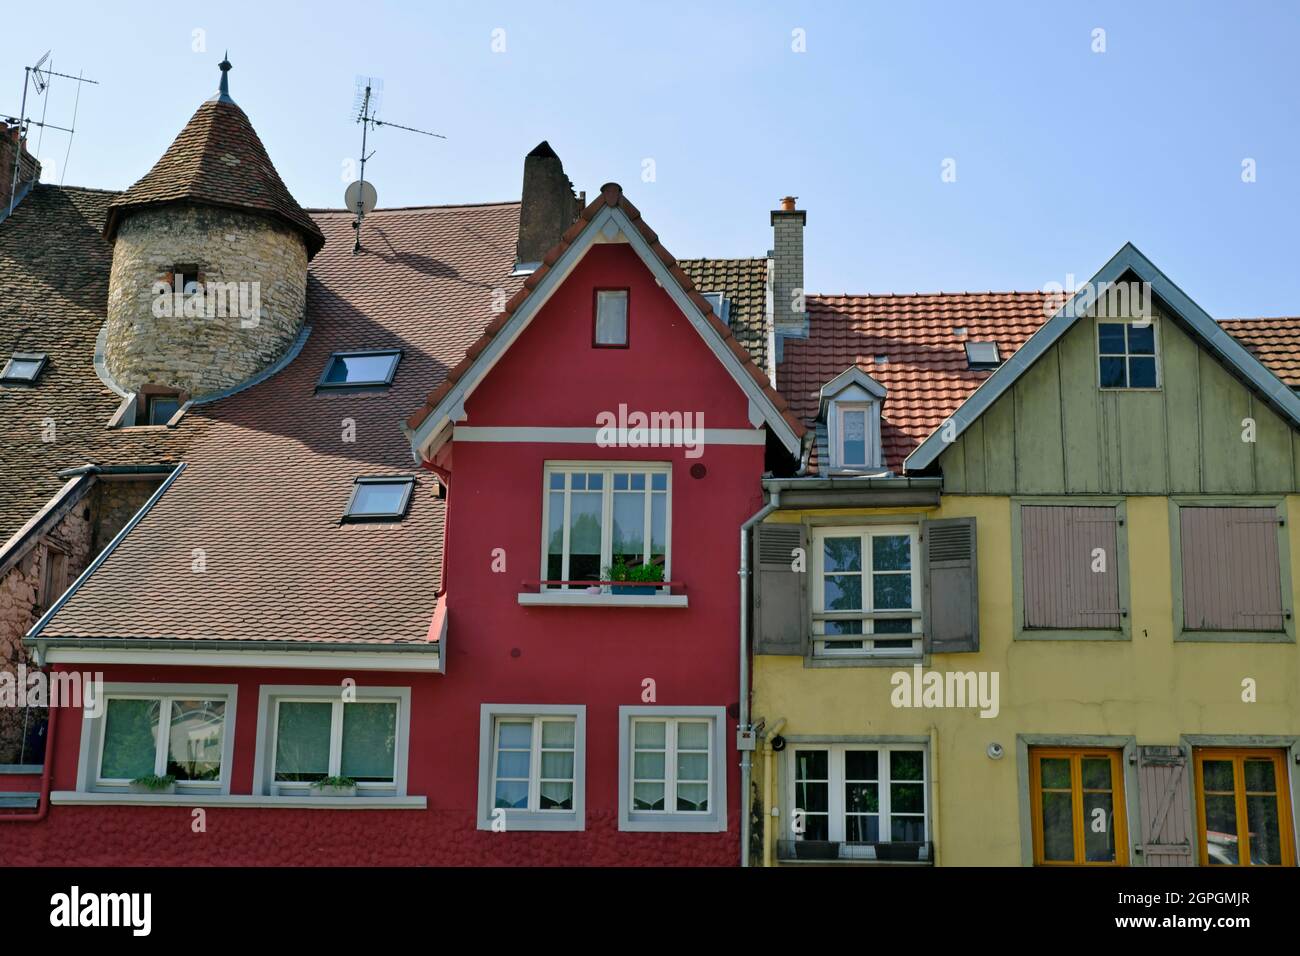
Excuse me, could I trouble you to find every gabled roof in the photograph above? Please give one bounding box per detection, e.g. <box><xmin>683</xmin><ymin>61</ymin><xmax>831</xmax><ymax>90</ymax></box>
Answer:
<box><xmin>819</xmin><ymin>365</ymin><xmax>887</xmax><ymax>413</ymax></box>
<box><xmin>404</xmin><ymin>183</ymin><xmax>804</xmax><ymax>459</ymax></box>
<box><xmin>779</xmin><ymin>291</ymin><xmax>1048</xmax><ymax>473</ymax></box>
<box><xmin>905</xmin><ymin>243</ymin><xmax>1300</xmax><ymax>471</ymax></box>
<box><xmin>103</xmin><ymin>87</ymin><xmax>325</xmax><ymax>257</ymax></box>
<box><xmin>31</xmin><ymin>201</ymin><xmax>522</xmax><ymax>648</ymax></box>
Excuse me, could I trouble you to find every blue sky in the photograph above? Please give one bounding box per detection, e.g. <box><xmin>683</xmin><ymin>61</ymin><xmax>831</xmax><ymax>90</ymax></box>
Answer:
<box><xmin>6</xmin><ymin>1</ymin><xmax>1298</xmax><ymax>315</ymax></box>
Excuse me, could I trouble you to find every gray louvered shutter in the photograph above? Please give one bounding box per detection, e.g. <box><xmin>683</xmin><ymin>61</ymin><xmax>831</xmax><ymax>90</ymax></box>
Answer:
<box><xmin>1136</xmin><ymin>746</ymin><xmax>1194</xmax><ymax>866</ymax></box>
<box><xmin>923</xmin><ymin>517</ymin><xmax>978</xmax><ymax>653</ymax></box>
<box><xmin>753</xmin><ymin>523</ymin><xmax>808</xmax><ymax>656</ymax></box>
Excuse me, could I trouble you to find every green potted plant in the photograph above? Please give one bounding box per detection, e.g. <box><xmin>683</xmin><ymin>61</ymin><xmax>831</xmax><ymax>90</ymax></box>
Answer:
<box><xmin>605</xmin><ymin>556</ymin><xmax>665</xmax><ymax>595</ymax></box>
<box><xmin>311</xmin><ymin>775</ymin><xmax>357</xmax><ymax>797</ymax></box>
<box><xmin>129</xmin><ymin>774</ymin><xmax>176</xmax><ymax>795</ymax></box>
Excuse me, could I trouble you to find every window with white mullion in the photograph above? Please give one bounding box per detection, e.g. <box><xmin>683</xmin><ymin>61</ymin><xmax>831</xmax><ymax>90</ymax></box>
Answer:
<box><xmin>97</xmin><ymin>694</ymin><xmax>228</xmax><ymax>786</ymax></box>
<box><xmin>631</xmin><ymin>718</ymin><xmax>711</xmax><ymax>814</ymax></box>
<box><xmin>272</xmin><ymin>697</ymin><xmax>399</xmax><ymax>790</ymax></box>
<box><xmin>791</xmin><ymin>745</ymin><xmax>928</xmax><ymax>846</ymax></box>
<box><xmin>543</xmin><ymin>465</ymin><xmax>670</xmax><ymax>589</ymax></box>
<box><xmin>492</xmin><ymin>715</ymin><xmax>577</xmax><ymax>812</ymax></box>
<box><xmin>813</xmin><ymin>526</ymin><xmax>921</xmax><ymax>657</ymax></box>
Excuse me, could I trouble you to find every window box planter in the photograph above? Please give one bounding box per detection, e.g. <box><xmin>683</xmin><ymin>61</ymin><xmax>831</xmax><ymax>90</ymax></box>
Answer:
<box><xmin>872</xmin><ymin>841</ymin><xmax>927</xmax><ymax>862</ymax></box>
<box><xmin>612</xmin><ymin>584</ymin><xmax>659</xmax><ymax>596</ymax></box>
<box><xmin>794</xmin><ymin>840</ymin><xmax>840</xmax><ymax>860</ymax></box>
<box><xmin>128</xmin><ymin>778</ymin><xmax>176</xmax><ymax>795</ymax></box>
<box><xmin>311</xmin><ymin>778</ymin><xmax>358</xmax><ymax>798</ymax></box>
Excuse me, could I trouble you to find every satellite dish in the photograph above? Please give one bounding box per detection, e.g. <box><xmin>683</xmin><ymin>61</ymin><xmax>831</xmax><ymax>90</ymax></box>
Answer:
<box><xmin>344</xmin><ymin>179</ymin><xmax>377</xmax><ymax>216</ymax></box>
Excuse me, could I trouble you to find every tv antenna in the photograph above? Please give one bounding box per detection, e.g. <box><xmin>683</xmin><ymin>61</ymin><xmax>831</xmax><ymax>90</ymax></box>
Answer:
<box><xmin>347</xmin><ymin>75</ymin><xmax>445</xmax><ymax>253</ymax></box>
<box><xmin>5</xmin><ymin>50</ymin><xmax>98</xmax><ymax>214</ymax></box>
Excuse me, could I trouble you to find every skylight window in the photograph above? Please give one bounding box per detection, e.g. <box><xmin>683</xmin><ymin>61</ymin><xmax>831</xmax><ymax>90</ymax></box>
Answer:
<box><xmin>318</xmin><ymin>350</ymin><xmax>401</xmax><ymax>390</ymax></box>
<box><xmin>965</xmin><ymin>341</ymin><xmax>1001</xmax><ymax>370</ymax></box>
<box><xmin>343</xmin><ymin>476</ymin><xmax>415</xmax><ymax>522</ymax></box>
<box><xmin>1</xmin><ymin>352</ymin><xmax>48</xmax><ymax>384</ymax></box>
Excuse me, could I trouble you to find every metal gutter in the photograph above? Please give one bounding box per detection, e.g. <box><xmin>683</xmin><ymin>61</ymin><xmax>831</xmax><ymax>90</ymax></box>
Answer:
<box><xmin>55</xmin><ymin>463</ymin><xmax>176</xmax><ymax>479</ymax></box>
<box><xmin>34</xmin><ymin>636</ymin><xmax>440</xmax><ymax>654</ymax></box>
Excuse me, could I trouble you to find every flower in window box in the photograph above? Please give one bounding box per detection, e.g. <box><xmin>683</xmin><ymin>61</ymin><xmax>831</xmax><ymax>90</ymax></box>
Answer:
<box><xmin>129</xmin><ymin>774</ymin><xmax>176</xmax><ymax>795</ymax></box>
<box><xmin>605</xmin><ymin>556</ymin><xmax>664</xmax><ymax>595</ymax></box>
<box><xmin>310</xmin><ymin>776</ymin><xmax>357</xmax><ymax>797</ymax></box>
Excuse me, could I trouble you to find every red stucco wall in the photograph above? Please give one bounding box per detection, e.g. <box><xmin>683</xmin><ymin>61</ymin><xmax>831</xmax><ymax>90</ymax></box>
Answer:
<box><xmin>0</xmin><ymin>242</ymin><xmax>765</xmax><ymax>866</ymax></box>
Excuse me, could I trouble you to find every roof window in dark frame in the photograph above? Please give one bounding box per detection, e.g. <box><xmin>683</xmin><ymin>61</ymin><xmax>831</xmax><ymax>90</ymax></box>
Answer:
<box><xmin>343</xmin><ymin>476</ymin><xmax>416</xmax><ymax>523</ymax></box>
<box><xmin>317</xmin><ymin>349</ymin><xmax>403</xmax><ymax>391</ymax></box>
<box><xmin>1</xmin><ymin>352</ymin><xmax>49</xmax><ymax>384</ymax></box>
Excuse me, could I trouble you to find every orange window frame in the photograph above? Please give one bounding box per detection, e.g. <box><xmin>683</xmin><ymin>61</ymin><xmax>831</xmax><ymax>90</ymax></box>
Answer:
<box><xmin>1193</xmin><ymin>748</ymin><xmax>1295</xmax><ymax>867</ymax></box>
<box><xmin>1029</xmin><ymin>747</ymin><xmax>1129</xmax><ymax>866</ymax></box>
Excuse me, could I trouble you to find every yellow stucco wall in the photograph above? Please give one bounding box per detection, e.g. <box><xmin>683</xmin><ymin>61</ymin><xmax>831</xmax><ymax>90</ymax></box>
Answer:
<box><xmin>752</xmin><ymin>495</ymin><xmax>1300</xmax><ymax>866</ymax></box>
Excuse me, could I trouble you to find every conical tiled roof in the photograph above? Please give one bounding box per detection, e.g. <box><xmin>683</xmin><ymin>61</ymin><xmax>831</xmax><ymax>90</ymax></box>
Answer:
<box><xmin>104</xmin><ymin>62</ymin><xmax>325</xmax><ymax>257</ymax></box>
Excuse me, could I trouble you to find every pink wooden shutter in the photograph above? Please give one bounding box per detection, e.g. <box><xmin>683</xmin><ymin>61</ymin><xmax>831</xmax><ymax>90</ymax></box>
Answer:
<box><xmin>1021</xmin><ymin>506</ymin><xmax>1121</xmax><ymax>629</ymax></box>
<box><xmin>1179</xmin><ymin>506</ymin><xmax>1283</xmax><ymax>631</ymax></box>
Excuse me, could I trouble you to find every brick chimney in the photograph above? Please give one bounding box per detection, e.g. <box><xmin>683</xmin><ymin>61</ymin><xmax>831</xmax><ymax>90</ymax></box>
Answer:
<box><xmin>515</xmin><ymin>141</ymin><xmax>583</xmax><ymax>270</ymax></box>
<box><xmin>770</xmin><ymin>196</ymin><xmax>807</xmax><ymax>365</ymax></box>
<box><xmin>1</xmin><ymin>121</ymin><xmax>42</xmax><ymax>216</ymax></box>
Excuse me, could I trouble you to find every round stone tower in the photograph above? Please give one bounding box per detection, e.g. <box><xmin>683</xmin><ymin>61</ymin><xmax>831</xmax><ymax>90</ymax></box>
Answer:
<box><xmin>102</xmin><ymin>58</ymin><xmax>325</xmax><ymax>397</ymax></box>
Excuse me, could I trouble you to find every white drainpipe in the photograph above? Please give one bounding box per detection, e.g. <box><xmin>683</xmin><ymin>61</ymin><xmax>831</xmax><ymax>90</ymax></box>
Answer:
<box><xmin>739</xmin><ymin>489</ymin><xmax>779</xmax><ymax>867</ymax></box>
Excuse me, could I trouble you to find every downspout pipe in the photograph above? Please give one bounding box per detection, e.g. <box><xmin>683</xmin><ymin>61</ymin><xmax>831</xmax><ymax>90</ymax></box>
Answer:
<box><xmin>0</xmin><ymin>694</ymin><xmax>58</xmax><ymax>823</ymax></box>
<box><xmin>739</xmin><ymin>489</ymin><xmax>780</xmax><ymax>867</ymax></box>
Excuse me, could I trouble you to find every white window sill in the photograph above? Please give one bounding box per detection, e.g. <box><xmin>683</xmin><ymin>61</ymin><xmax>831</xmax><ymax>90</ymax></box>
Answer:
<box><xmin>51</xmin><ymin>791</ymin><xmax>426</xmax><ymax>810</ymax></box>
<box><xmin>518</xmin><ymin>592</ymin><xmax>687</xmax><ymax>608</ymax></box>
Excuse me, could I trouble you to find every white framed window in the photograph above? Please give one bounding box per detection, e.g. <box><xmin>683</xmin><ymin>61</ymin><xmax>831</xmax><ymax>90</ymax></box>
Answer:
<box><xmin>75</xmin><ymin>683</ymin><xmax>237</xmax><ymax>794</ymax></box>
<box><xmin>477</xmin><ymin>704</ymin><xmax>586</xmax><ymax>831</ymax></box>
<box><xmin>828</xmin><ymin>400</ymin><xmax>881</xmax><ymax>471</ymax></box>
<box><xmin>541</xmin><ymin>463</ymin><xmax>670</xmax><ymax>588</ymax></box>
<box><xmin>789</xmin><ymin>744</ymin><xmax>929</xmax><ymax>855</ymax></box>
<box><xmin>812</xmin><ymin>524</ymin><xmax>921</xmax><ymax>657</ymax></box>
<box><xmin>252</xmin><ymin>686</ymin><xmax>411</xmax><ymax>797</ymax></box>
<box><xmin>618</xmin><ymin>706</ymin><xmax>727</xmax><ymax>832</ymax></box>
<box><xmin>1097</xmin><ymin>319</ymin><xmax>1159</xmax><ymax>389</ymax></box>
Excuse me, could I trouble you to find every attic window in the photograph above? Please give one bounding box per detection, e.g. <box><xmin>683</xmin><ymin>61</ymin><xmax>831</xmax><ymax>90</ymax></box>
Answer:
<box><xmin>344</xmin><ymin>476</ymin><xmax>415</xmax><ymax>522</ymax></box>
<box><xmin>594</xmin><ymin>289</ymin><xmax>629</xmax><ymax>347</ymax></box>
<box><xmin>702</xmin><ymin>292</ymin><xmax>732</xmax><ymax>326</ymax></box>
<box><xmin>965</xmin><ymin>341</ymin><xmax>1001</xmax><ymax>369</ymax></box>
<box><xmin>1</xmin><ymin>352</ymin><xmax>47</xmax><ymax>384</ymax></box>
<box><xmin>145</xmin><ymin>394</ymin><xmax>182</xmax><ymax>426</ymax></box>
<box><xmin>1098</xmin><ymin>321</ymin><xmax>1158</xmax><ymax>389</ymax></box>
<box><xmin>318</xmin><ymin>350</ymin><xmax>402</xmax><ymax>390</ymax></box>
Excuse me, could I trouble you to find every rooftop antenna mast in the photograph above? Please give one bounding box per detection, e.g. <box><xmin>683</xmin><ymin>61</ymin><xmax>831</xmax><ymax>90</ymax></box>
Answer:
<box><xmin>5</xmin><ymin>50</ymin><xmax>98</xmax><ymax>215</ymax></box>
<box><xmin>348</xmin><ymin>75</ymin><xmax>445</xmax><ymax>253</ymax></box>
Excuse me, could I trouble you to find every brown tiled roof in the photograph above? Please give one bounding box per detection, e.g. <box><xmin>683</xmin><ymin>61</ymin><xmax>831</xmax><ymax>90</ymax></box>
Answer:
<box><xmin>1220</xmin><ymin>317</ymin><xmax>1300</xmax><ymax>388</ymax></box>
<box><xmin>0</xmin><ymin>185</ymin><xmax>191</xmax><ymax>544</ymax></box>
<box><xmin>678</xmin><ymin>257</ymin><xmax>769</xmax><ymax>374</ymax></box>
<box><xmin>405</xmin><ymin>183</ymin><xmax>804</xmax><ymax>442</ymax></box>
<box><xmin>785</xmin><ymin>294</ymin><xmax>1300</xmax><ymax>474</ymax></box>
<box><xmin>40</xmin><ymin>201</ymin><xmax>522</xmax><ymax>644</ymax></box>
<box><xmin>104</xmin><ymin>97</ymin><xmax>326</xmax><ymax>257</ymax></box>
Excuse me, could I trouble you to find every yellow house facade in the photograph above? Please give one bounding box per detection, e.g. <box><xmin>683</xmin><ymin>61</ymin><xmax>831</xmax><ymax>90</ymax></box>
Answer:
<box><xmin>751</xmin><ymin>245</ymin><xmax>1300</xmax><ymax>867</ymax></box>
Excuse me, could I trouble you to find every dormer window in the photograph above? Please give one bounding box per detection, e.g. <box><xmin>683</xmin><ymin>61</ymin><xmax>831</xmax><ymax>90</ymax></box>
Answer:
<box><xmin>701</xmin><ymin>292</ymin><xmax>732</xmax><ymax>326</ymax></box>
<box><xmin>965</xmin><ymin>341</ymin><xmax>1001</xmax><ymax>370</ymax></box>
<box><xmin>820</xmin><ymin>367</ymin><xmax>887</xmax><ymax>473</ymax></box>
<box><xmin>594</xmin><ymin>289</ymin><xmax>629</xmax><ymax>347</ymax></box>
<box><xmin>1</xmin><ymin>352</ymin><xmax>47</xmax><ymax>384</ymax></box>
<box><xmin>145</xmin><ymin>394</ymin><xmax>182</xmax><ymax>426</ymax></box>
<box><xmin>318</xmin><ymin>350</ymin><xmax>402</xmax><ymax>390</ymax></box>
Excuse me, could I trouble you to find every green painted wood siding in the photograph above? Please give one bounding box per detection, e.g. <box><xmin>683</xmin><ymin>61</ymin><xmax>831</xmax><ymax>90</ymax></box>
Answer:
<box><xmin>939</xmin><ymin>309</ymin><xmax>1299</xmax><ymax>495</ymax></box>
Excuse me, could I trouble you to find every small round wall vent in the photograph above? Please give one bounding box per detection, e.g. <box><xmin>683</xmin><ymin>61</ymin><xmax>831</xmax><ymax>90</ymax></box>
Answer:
<box><xmin>690</xmin><ymin>463</ymin><xmax>707</xmax><ymax>479</ymax></box>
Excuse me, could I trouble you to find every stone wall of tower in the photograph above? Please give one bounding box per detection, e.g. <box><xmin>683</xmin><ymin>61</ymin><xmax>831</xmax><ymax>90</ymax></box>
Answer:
<box><xmin>104</xmin><ymin>204</ymin><xmax>309</xmax><ymax>396</ymax></box>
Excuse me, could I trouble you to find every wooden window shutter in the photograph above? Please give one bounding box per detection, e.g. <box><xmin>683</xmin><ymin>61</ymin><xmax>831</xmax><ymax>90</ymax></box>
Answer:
<box><xmin>1136</xmin><ymin>745</ymin><xmax>1194</xmax><ymax>866</ymax></box>
<box><xmin>1021</xmin><ymin>505</ymin><xmax>1122</xmax><ymax>629</ymax></box>
<box><xmin>1179</xmin><ymin>506</ymin><xmax>1285</xmax><ymax>632</ymax></box>
<box><xmin>753</xmin><ymin>523</ymin><xmax>808</xmax><ymax>656</ymax></box>
<box><xmin>922</xmin><ymin>517</ymin><xmax>978</xmax><ymax>653</ymax></box>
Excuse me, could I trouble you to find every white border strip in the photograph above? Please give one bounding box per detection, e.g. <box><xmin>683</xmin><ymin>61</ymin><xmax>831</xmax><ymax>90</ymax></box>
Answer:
<box><xmin>455</xmin><ymin>426</ymin><xmax>765</xmax><ymax>445</ymax></box>
<box><xmin>43</xmin><ymin>646</ymin><xmax>442</xmax><ymax>672</ymax></box>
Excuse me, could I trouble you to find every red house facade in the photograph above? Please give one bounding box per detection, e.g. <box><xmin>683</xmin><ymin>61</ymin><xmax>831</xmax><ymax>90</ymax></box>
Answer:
<box><xmin>0</xmin><ymin>65</ymin><xmax>803</xmax><ymax>865</ymax></box>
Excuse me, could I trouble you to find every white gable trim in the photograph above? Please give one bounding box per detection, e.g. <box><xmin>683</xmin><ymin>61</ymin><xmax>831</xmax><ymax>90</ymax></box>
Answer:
<box><xmin>905</xmin><ymin>242</ymin><xmax>1300</xmax><ymax>472</ymax></box>
<box><xmin>403</xmin><ymin>204</ymin><xmax>800</xmax><ymax>461</ymax></box>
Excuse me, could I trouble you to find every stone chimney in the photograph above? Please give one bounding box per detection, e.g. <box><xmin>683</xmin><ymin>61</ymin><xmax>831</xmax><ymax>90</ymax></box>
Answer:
<box><xmin>1</xmin><ymin>121</ymin><xmax>42</xmax><ymax>216</ymax></box>
<box><xmin>515</xmin><ymin>141</ymin><xmax>583</xmax><ymax>269</ymax></box>
<box><xmin>770</xmin><ymin>195</ymin><xmax>807</xmax><ymax>365</ymax></box>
